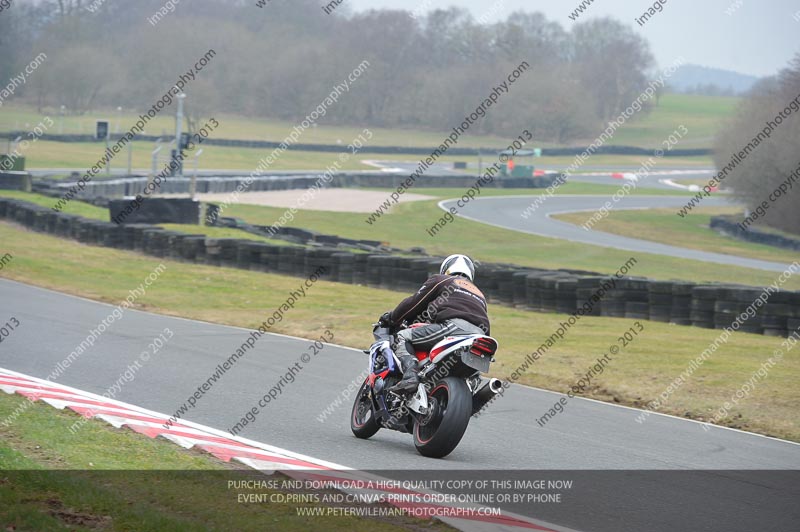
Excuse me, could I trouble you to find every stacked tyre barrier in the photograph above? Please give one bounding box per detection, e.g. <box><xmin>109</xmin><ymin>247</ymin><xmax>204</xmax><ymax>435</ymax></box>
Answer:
<box><xmin>710</xmin><ymin>215</ymin><xmax>800</xmax><ymax>252</ymax></box>
<box><xmin>668</xmin><ymin>282</ymin><xmax>694</xmax><ymax>326</ymax></box>
<box><xmin>0</xmin><ymin>171</ymin><xmax>32</xmax><ymax>192</ymax></box>
<box><xmin>217</xmin><ymin>218</ymin><xmax>387</xmax><ymax>251</ymax></box>
<box><xmin>1</xmin><ymin>196</ymin><xmax>799</xmax><ymax>337</ymax></box>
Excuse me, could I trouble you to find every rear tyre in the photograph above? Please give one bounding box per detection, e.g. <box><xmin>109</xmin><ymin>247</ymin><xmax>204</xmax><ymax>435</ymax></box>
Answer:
<box><xmin>413</xmin><ymin>377</ymin><xmax>472</xmax><ymax>458</ymax></box>
<box><xmin>351</xmin><ymin>380</ymin><xmax>380</xmax><ymax>439</ymax></box>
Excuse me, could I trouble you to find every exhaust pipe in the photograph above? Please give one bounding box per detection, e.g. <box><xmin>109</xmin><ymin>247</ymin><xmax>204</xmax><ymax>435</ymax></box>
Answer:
<box><xmin>471</xmin><ymin>378</ymin><xmax>503</xmax><ymax>415</ymax></box>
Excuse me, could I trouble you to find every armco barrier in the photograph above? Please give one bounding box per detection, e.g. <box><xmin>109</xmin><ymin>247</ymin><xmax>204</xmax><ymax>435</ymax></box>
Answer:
<box><xmin>8</xmin><ymin>131</ymin><xmax>710</xmax><ymax>157</ymax></box>
<box><xmin>36</xmin><ymin>172</ymin><xmax>558</xmax><ymax>202</ymax></box>
<box><xmin>710</xmin><ymin>215</ymin><xmax>800</xmax><ymax>252</ymax></box>
<box><xmin>1</xmin><ymin>196</ymin><xmax>798</xmax><ymax>337</ymax></box>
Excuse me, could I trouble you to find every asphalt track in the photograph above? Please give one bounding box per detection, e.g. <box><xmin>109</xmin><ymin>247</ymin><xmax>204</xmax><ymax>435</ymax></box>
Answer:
<box><xmin>372</xmin><ymin>160</ymin><xmax>793</xmax><ymax>272</ymax></box>
<box><xmin>2</xmin><ymin>279</ymin><xmax>798</xmax><ymax>531</ymax></box>
<box><xmin>365</xmin><ymin>159</ymin><xmax>714</xmax><ymax>190</ymax></box>
<box><xmin>440</xmin><ymin>195</ymin><xmax>792</xmax><ymax>272</ymax></box>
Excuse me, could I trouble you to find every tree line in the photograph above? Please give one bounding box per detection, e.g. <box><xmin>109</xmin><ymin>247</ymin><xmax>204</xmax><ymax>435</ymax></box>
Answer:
<box><xmin>713</xmin><ymin>54</ymin><xmax>799</xmax><ymax>235</ymax></box>
<box><xmin>0</xmin><ymin>0</ymin><xmax>664</xmax><ymax>143</ymax></box>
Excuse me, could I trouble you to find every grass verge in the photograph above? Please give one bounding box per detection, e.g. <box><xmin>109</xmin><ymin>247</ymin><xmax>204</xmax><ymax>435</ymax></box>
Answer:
<box><xmin>552</xmin><ymin>206</ymin><xmax>799</xmax><ymax>265</ymax></box>
<box><xmin>13</xmin><ymin>140</ymin><xmax>376</xmax><ymax>173</ymax></box>
<box><xmin>0</xmin><ymin>221</ymin><xmax>797</xmax><ymax>442</ymax></box>
<box><xmin>0</xmin><ymin>394</ymin><xmax>449</xmax><ymax>531</ymax></box>
<box><xmin>2</xmin><ymin>189</ymin><xmax>796</xmax><ymax>291</ymax></box>
<box><xmin>12</xmin><ymin>140</ymin><xmax>712</xmax><ymax>174</ymax></box>
<box><xmin>221</xmin><ymin>197</ymin><xmax>800</xmax><ymax>290</ymax></box>
<box><xmin>0</xmin><ymin>190</ymin><xmax>297</xmax><ymax>244</ymax></box>
<box><xmin>2</xmin><ymin>94</ymin><xmax>734</xmax><ymax>150</ymax></box>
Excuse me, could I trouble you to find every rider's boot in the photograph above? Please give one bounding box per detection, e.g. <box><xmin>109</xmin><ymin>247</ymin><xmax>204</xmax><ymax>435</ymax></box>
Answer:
<box><xmin>391</xmin><ymin>354</ymin><xmax>420</xmax><ymax>393</ymax></box>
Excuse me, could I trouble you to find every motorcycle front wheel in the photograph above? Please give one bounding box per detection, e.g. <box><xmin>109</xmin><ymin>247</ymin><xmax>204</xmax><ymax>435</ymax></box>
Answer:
<box><xmin>351</xmin><ymin>380</ymin><xmax>380</xmax><ymax>439</ymax></box>
<box><xmin>413</xmin><ymin>376</ymin><xmax>472</xmax><ymax>458</ymax></box>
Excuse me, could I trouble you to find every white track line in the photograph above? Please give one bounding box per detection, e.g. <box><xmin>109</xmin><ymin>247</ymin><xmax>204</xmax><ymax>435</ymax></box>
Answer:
<box><xmin>3</xmin><ymin>279</ymin><xmax>797</xmax><ymax>449</ymax></box>
<box><xmin>0</xmin><ymin>366</ymin><xmax>573</xmax><ymax>531</ymax></box>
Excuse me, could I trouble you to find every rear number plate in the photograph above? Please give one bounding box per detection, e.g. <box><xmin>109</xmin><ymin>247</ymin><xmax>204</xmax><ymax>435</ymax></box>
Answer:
<box><xmin>461</xmin><ymin>350</ymin><xmax>491</xmax><ymax>372</ymax></box>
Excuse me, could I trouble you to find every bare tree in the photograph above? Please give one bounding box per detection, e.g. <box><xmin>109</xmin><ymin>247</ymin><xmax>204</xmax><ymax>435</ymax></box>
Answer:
<box><xmin>713</xmin><ymin>54</ymin><xmax>800</xmax><ymax>235</ymax></box>
<box><xmin>571</xmin><ymin>17</ymin><xmax>654</xmax><ymax>121</ymax></box>
<box><xmin>10</xmin><ymin>0</ymin><xmax>661</xmax><ymax>143</ymax></box>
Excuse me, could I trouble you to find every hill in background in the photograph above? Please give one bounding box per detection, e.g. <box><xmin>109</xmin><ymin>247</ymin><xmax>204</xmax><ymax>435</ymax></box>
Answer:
<box><xmin>669</xmin><ymin>64</ymin><xmax>761</xmax><ymax>95</ymax></box>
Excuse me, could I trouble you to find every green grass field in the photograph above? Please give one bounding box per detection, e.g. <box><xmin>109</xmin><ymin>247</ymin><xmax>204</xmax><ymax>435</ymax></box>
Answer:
<box><xmin>1</xmin><ymin>189</ymin><xmax>795</xmax><ymax>290</ymax></box>
<box><xmin>552</xmin><ymin>207</ymin><xmax>800</xmax><ymax>265</ymax></box>
<box><xmin>220</xmin><ymin>197</ymin><xmax>800</xmax><ymax>290</ymax></box>
<box><xmin>5</xmin><ymin>139</ymin><xmax>713</xmax><ymax>175</ymax></box>
<box><xmin>1</xmin><ymin>217</ymin><xmax>798</xmax><ymax>441</ymax></box>
<box><xmin>1</xmin><ymin>93</ymin><xmax>734</xmax><ymax>173</ymax></box>
<box><xmin>0</xmin><ymin>394</ymin><xmax>447</xmax><ymax>531</ymax></box>
<box><xmin>608</xmin><ymin>93</ymin><xmax>739</xmax><ymax>148</ymax></box>
<box><xmin>0</xmin><ymin>104</ymin><xmax>514</xmax><ymax>149</ymax></box>
<box><xmin>0</xmin><ymin>94</ymin><xmax>737</xmax><ymax>148</ymax></box>
<box><xmin>8</xmin><ymin>139</ymin><xmax>378</xmax><ymax>173</ymax></box>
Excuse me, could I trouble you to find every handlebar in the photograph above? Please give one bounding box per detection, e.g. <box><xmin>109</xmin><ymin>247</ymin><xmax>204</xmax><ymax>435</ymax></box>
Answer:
<box><xmin>372</xmin><ymin>324</ymin><xmax>393</xmax><ymax>342</ymax></box>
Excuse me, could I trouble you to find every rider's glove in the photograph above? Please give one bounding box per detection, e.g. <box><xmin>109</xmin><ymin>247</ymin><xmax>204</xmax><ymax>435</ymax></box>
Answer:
<box><xmin>378</xmin><ymin>311</ymin><xmax>392</xmax><ymax>327</ymax></box>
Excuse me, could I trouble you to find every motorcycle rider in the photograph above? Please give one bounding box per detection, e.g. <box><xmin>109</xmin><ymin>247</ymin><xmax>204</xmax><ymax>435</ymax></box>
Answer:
<box><xmin>381</xmin><ymin>254</ymin><xmax>490</xmax><ymax>393</ymax></box>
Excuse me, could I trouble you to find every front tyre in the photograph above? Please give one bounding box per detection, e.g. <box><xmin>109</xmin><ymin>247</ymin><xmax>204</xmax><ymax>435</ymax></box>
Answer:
<box><xmin>414</xmin><ymin>377</ymin><xmax>472</xmax><ymax>458</ymax></box>
<box><xmin>351</xmin><ymin>380</ymin><xmax>380</xmax><ymax>439</ymax></box>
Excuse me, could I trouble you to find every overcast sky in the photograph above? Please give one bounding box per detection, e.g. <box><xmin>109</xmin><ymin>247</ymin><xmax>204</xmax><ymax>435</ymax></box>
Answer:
<box><xmin>346</xmin><ymin>0</ymin><xmax>799</xmax><ymax>77</ymax></box>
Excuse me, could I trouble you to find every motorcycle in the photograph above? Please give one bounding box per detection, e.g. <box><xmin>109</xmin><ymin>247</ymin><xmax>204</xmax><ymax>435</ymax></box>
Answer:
<box><xmin>350</xmin><ymin>318</ymin><xmax>502</xmax><ymax>458</ymax></box>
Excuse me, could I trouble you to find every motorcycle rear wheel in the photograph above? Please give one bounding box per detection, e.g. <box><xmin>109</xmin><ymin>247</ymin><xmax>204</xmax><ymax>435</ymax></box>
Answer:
<box><xmin>413</xmin><ymin>377</ymin><xmax>471</xmax><ymax>458</ymax></box>
<box><xmin>351</xmin><ymin>380</ymin><xmax>380</xmax><ymax>439</ymax></box>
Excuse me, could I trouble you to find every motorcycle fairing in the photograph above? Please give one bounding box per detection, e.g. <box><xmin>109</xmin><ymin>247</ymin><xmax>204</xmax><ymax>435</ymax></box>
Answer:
<box><xmin>429</xmin><ymin>335</ymin><xmax>497</xmax><ymax>364</ymax></box>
